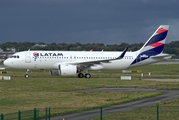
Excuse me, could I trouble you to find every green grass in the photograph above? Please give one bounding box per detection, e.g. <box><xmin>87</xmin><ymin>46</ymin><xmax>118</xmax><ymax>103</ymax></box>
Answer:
<box><xmin>0</xmin><ymin>76</ymin><xmax>162</xmax><ymax>114</ymax></box>
<box><xmin>0</xmin><ymin>64</ymin><xmax>179</xmax><ymax>118</ymax></box>
<box><xmin>94</xmin><ymin>99</ymin><xmax>179</xmax><ymax>120</ymax></box>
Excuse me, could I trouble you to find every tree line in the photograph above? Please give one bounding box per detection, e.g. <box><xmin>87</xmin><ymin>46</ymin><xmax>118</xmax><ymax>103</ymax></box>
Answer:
<box><xmin>0</xmin><ymin>41</ymin><xmax>179</xmax><ymax>58</ymax></box>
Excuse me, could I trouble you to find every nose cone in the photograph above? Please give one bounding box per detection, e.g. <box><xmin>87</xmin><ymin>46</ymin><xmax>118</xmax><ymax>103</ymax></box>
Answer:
<box><xmin>3</xmin><ymin>59</ymin><xmax>10</xmax><ymax>67</ymax></box>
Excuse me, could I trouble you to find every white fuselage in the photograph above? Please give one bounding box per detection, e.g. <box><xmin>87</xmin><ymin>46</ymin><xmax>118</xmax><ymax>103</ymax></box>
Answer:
<box><xmin>4</xmin><ymin>50</ymin><xmax>159</xmax><ymax>70</ymax></box>
<box><xmin>3</xmin><ymin>25</ymin><xmax>171</xmax><ymax>78</ymax></box>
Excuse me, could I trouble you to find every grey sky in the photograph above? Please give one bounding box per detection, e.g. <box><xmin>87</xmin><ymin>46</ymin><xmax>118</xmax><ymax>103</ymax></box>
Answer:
<box><xmin>0</xmin><ymin>0</ymin><xmax>179</xmax><ymax>45</ymax></box>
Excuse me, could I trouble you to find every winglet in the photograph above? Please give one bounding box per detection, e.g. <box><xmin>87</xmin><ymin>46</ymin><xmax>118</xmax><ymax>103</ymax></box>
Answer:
<box><xmin>117</xmin><ymin>47</ymin><xmax>128</xmax><ymax>59</ymax></box>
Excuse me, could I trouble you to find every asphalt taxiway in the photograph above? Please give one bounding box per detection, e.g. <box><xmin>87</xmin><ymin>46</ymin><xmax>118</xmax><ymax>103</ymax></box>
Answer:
<box><xmin>41</xmin><ymin>88</ymin><xmax>179</xmax><ymax>120</ymax></box>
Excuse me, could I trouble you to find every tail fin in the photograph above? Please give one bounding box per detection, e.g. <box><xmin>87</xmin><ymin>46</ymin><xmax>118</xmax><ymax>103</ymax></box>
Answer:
<box><xmin>138</xmin><ymin>25</ymin><xmax>169</xmax><ymax>55</ymax></box>
<box><xmin>131</xmin><ymin>25</ymin><xmax>169</xmax><ymax>65</ymax></box>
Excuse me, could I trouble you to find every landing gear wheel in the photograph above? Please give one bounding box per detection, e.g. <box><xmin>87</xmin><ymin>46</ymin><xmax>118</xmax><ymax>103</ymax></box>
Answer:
<box><xmin>25</xmin><ymin>69</ymin><xmax>30</xmax><ymax>78</ymax></box>
<box><xmin>25</xmin><ymin>74</ymin><xmax>29</xmax><ymax>78</ymax></box>
<box><xmin>85</xmin><ymin>73</ymin><xmax>91</xmax><ymax>78</ymax></box>
<box><xmin>78</xmin><ymin>73</ymin><xmax>84</xmax><ymax>78</ymax></box>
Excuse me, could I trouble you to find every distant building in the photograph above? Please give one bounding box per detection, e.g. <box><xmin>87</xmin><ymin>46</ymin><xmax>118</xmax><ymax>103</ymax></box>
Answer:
<box><xmin>0</xmin><ymin>48</ymin><xmax>3</xmax><ymax>53</ymax></box>
<box><xmin>6</xmin><ymin>47</ymin><xmax>16</xmax><ymax>52</ymax></box>
<box><xmin>0</xmin><ymin>48</ymin><xmax>15</xmax><ymax>62</ymax></box>
<box><xmin>32</xmin><ymin>44</ymin><xmax>47</xmax><ymax>48</ymax></box>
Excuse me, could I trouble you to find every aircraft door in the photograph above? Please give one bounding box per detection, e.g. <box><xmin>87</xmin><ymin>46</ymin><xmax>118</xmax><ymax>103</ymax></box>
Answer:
<box><xmin>25</xmin><ymin>52</ymin><xmax>31</xmax><ymax>63</ymax></box>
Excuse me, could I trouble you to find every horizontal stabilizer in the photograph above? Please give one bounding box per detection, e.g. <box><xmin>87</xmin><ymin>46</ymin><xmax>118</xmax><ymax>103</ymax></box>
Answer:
<box><xmin>151</xmin><ymin>54</ymin><xmax>172</xmax><ymax>59</ymax></box>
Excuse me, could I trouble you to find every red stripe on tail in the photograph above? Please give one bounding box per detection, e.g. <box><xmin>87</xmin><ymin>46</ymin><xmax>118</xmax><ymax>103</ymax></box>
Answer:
<box><xmin>150</xmin><ymin>42</ymin><xmax>163</xmax><ymax>47</ymax></box>
<box><xmin>156</xmin><ymin>28</ymin><xmax>167</xmax><ymax>34</ymax></box>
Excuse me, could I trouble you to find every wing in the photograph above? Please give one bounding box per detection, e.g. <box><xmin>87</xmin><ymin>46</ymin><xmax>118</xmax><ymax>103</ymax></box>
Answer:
<box><xmin>70</xmin><ymin>47</ymin><xmax>128</xmax><ymax>68</ymax></box>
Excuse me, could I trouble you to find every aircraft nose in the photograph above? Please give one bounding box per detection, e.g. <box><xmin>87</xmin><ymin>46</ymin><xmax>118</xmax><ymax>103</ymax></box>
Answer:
<box><xmin>3</xmin><ymin>59</ymin><xmax>11</xmax><ymax>67</ymax></box>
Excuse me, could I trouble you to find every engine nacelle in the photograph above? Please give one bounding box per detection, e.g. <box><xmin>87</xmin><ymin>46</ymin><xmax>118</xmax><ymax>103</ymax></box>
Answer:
<box><xmin>49</xmin><ymin>65</ymin><xmax>77</xmax><ymax>76</ymax></box>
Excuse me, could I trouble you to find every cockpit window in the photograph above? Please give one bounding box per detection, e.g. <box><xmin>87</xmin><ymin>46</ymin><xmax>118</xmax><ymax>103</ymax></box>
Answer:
<box><xmin>9</xmin><ymin>55</ymin><xmax>20</xmax><ymax>58</ymax></box>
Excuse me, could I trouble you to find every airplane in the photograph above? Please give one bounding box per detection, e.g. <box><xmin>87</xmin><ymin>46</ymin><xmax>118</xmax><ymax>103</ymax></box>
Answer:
<box><xmin>3</xmin><ymin>25</ymin><xmax>172</xmax><ymax>78</ymax></box>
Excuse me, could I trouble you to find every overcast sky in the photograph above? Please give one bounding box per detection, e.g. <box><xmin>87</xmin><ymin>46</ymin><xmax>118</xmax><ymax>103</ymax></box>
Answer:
<box><xmin>0</xmin><ymin>0</ymin><xmax>179</xmax><ymax>45</ymax></box>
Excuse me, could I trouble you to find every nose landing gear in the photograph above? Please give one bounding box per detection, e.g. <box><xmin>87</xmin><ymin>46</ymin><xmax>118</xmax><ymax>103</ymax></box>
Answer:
<box><xmin>25</xmin><ymin>69</ymin><xmax>30</xmax><ymax>78</ymax></box>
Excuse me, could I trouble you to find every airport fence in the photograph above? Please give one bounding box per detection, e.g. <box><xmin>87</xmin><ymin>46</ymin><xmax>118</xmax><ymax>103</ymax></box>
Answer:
<box><xmin>1</xmin><ymin>106</ymin><xmax>179</xmax><ymax>120</ymax></box>
<box><xmin>100</xmin><ymin>106</ymin><xmax>179</xmax><ymax>120</ymax></box>
<box><xmin>0</xmin><ymin>108</ymin><xmax>51</xmax><ymax>120</ymax></box>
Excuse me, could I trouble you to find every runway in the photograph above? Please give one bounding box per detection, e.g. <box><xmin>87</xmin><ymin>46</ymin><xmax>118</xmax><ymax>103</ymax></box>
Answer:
<box><xmin>41</xmin><ymin>88</ymin><xmax>179</xmax><ymax>120</ymax></box>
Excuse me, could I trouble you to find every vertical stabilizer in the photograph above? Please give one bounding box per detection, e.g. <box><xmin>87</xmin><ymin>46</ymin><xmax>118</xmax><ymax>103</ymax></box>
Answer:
<box><xmin>131</xmin><ymin>25</ymin><xmax>169</xmax><ymax>65</ymax></box>
<box><xmin>139</xmin><ymin>25</ymin><xmax>169</xmax><ymax>55</ymax></box>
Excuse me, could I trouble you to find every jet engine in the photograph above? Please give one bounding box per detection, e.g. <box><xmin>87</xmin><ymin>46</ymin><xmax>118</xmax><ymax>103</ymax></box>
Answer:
<box><xmin>49</xmin><ymin>64</ymin><xmax>77</xmax><ymax>76</ymax></box>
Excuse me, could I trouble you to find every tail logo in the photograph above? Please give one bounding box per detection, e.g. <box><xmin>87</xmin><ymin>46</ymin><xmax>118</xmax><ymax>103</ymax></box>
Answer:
<box><xmin>149</xmin><ymin>42</ymin><xmax>163</xmax><ymax>48</ymax></box>
<box><xmin>140</xmin><ymin>54</ymin><xmax>149</xmax><ymax>58</ymax></box>
<box><xmin>131</xmin><ymin>25</ymin><xmax>169</xmax><ymax>65</ymax></box>
<box><xmin>156</xmin><ymin>28</ymin><xmax>167</xmax><ymax>34</ymax></box>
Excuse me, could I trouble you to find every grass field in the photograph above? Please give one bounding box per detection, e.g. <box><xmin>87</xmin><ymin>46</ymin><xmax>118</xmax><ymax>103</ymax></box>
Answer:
<box><xmin>0</xmin><ymin>63</ymin><xmax>179</xmax><ymax>118</ymax></box>
<box><xmin>94</xmin><ymin>99</ymin><xmax>179</xmax><ymax>120</ymax></box>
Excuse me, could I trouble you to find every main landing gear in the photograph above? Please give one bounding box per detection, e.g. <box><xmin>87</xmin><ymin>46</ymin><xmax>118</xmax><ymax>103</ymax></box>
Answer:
<box><xmin>78</xmin><ymin>73</ymin><xmax>91</xmax><ymax>78</ymax></box>
<box><xmin>25</xmin><ymin>69</ymin><xmax>30</xmax><ymax>78</ymax></box>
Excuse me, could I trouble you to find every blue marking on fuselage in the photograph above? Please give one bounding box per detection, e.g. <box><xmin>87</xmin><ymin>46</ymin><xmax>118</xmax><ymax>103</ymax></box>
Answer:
<box><xmin>131</xmin><ymin>45</ymin><xmax>164</xmax><ymax>65</ymax></box>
